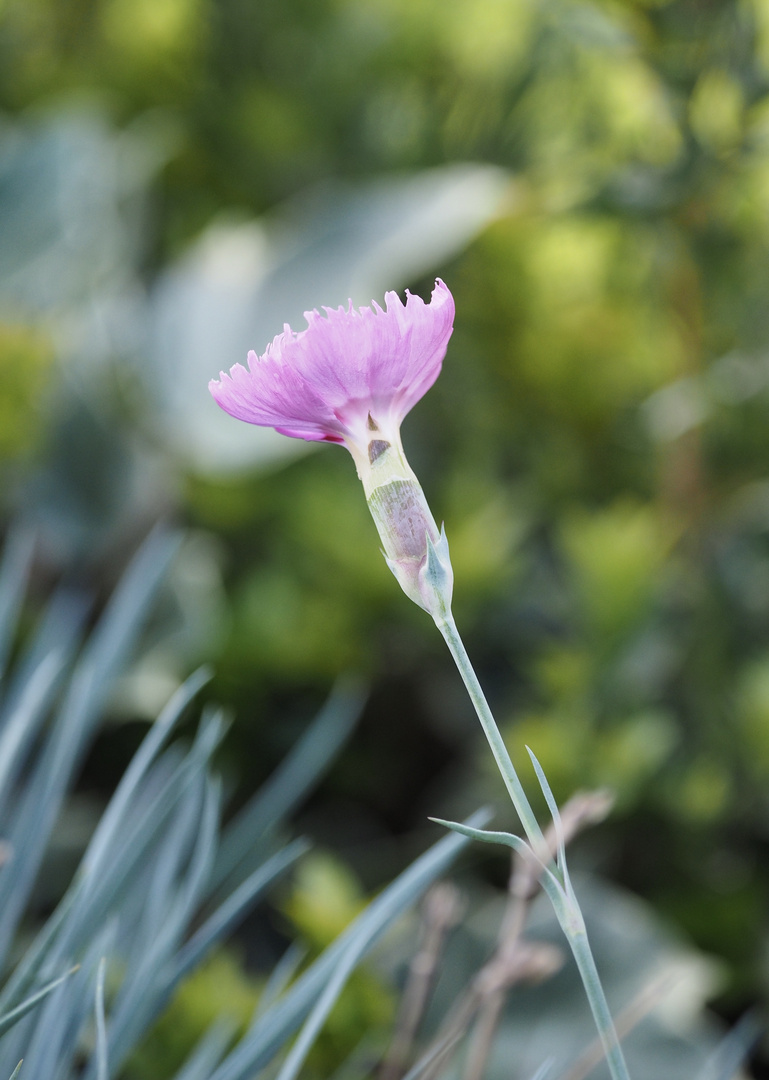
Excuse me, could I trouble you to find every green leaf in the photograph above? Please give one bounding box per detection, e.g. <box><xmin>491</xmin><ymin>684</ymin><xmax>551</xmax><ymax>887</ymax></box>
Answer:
<box><xmin>428</xmin><ymin>816</ymin><xmax>530</xmax><ymax>857</ymax></box>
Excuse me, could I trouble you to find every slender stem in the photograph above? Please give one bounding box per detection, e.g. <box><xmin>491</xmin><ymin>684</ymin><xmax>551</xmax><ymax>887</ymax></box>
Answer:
<box><xmin>438</xmin><ymin>611</ymin><xmax>632</xmax><ymax>1080</ymax></box>
<box><xmin>562</xmin><ymin>975</ymin><xmax>672</xmax><ymax>1080</ymax></box>
<box><xmin>436</xmin><ymin>613</ymin><xmax>545</xmax><ymax>851</ymax></box>
<box><xmin>560</xmin><ymin>919</ymin><xmax>632</xmax><ymax>1080</ymax></box>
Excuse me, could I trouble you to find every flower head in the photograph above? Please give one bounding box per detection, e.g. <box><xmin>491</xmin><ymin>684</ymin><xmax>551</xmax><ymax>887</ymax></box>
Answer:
<box><xmin>209</xmin><ymin>279</ymin><xmax>455</xmax><ymax>619</ymax></box>
<box><xmin>209</xmin><ymin>279</ymin><xmax>454</xmax><ymax>454</ymax></box>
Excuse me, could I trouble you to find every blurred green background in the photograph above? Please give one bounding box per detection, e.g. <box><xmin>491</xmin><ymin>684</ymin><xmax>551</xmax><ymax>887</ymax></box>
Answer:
<box><xmin>2</xmin><ymin>0</ymin><xmax>769</xmax><ymax>1072</ymax></box>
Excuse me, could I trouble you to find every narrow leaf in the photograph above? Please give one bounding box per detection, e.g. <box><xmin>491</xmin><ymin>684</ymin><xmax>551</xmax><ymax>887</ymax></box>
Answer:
<box><xmin>171</xmin><ymin>1021</ymin><xmax>236</xmax><ymax>1080</ymax></box>
<box><xmin>0</xmin><ymin>651</ymin><xmax>65</xmax><ymax>804</ymax></box>
<box><xmin>0</xmin><ymin>527</ymin><xmax>34</xmax><ymax>681</ymax></box>
<box><xmin>82</xmin><ymin>666</ymin><xmax>212</xmax><ymax>882</ymax></box>
<box><xmin>173</xmin><ymin>839</ymin><xmax>309</xmax><ymax>985</ymax></box>
<box><xmin>274</xmin><ymin>940</ymin><xmax>362</xmax><ymax>1080</ymax></box>
<box><xmin>254</xmin><ymin>943</ymin><xmax>306</xmax><ymax>1020</ymax></box>
<box><xmin>211</xmin><ymin>676</ymin><xmax>365</xmax><ymax>892</ymax></box>
<box><xmin>209</xmin><ymin>808</ymin><xmax>491</xmax><ymax>1080</ymax></box>
<box><xmin>0</xmin><ymin>966</ymin><xmax>79</xmax><ymax>1039</ymax></box>
<box><xmin>428</xmin><ymin>817</ymin><xmax>529</xmax><ymax>856</ymax></box>
<box><xmin>104</xmin><ymin>837</ymin><xmax>308</xmax><ymax>1077</ymax></box>
<box><xmin>430</xmin><ymin>817</ymin><xmax>566</xmax><ymax>907</ymax></box>
<box><xmin>696</xmin><ymin>1010</ymin><xmax>762</xmax><ymax>1080</ymax></box>
<box><xmin>95</xmin><ymin>959</ymin><xmax>108</xmax><ymax>1080</ymax></box>
<box><xmin>526</xmin><ymin>747</ymin><xmax>566</xmax><ymax>873</ymax></box>
<box><xmin>0</xmin><ymin>529</ymin><xmax>181</xmax><ymax>966</ymax></box>
<box><xmin>527</xmin><ymin>1062</ymin><xmax>555</xmax><ymax>1080</ymax></box>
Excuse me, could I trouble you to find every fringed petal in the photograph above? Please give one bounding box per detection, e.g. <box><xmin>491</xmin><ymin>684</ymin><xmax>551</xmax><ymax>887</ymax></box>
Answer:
<box><xmin>208</xmin><ymin>279</ymin><xmax>454</xmax><ymax>444</ymax></box>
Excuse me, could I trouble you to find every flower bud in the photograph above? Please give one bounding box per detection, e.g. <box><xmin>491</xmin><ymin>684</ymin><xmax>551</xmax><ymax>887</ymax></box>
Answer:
<box><xmin>351</xmin><ymin>430</ymin><xmax>454</xmax><ymax>620</ymax></box>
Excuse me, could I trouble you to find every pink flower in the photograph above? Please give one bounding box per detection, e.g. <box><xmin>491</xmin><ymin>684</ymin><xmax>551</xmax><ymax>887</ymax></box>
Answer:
<box><xmin>208</xmin><ymin>279</ymin><xmax>454</xmax><ymax>454</ymax></box>
<box><xmin>209</xmin><ymin>279</ymin><xmax>455</xmax><ymax>619</ymax></box>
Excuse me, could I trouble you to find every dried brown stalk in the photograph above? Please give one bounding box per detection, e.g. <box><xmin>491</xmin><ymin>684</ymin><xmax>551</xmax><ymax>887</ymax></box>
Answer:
<box><xmin>379</xmin><ymin>883</ymin><xmax>464</xmax><ymax>1080</ymax></box>
<box><xmin>404</xmin><ymin>789</ymin><xmax>613</xmax><ymax>1080</ymax></box>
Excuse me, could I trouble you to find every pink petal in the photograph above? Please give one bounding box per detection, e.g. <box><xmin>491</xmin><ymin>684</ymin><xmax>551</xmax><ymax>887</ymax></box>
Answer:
<box><xmin>209</xmin><ymin>279</ymin><xmax>454</xmax><ymax>443</ymax></box>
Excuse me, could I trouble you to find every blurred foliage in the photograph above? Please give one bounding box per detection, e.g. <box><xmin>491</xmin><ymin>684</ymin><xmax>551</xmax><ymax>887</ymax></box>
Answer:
<box><xmin>125</xmin><ymin>951</ymin><xmax>260</xmax><ymax>1080</ymax></box>
<box><xmin>282</xmin><ymin>851</ymin><xmax>367</xmax><ymax>948</ymax></box>
<box><xmin>4</xmin><ymin>0</ymin><xmax>769</xmax><ymax>1068</ymax></box>
<box><xmin>0</xmin><ymin>322</ymin><xmax>52</xmax><ymax>461</ymax></box>
<box><xmin>129</xmin><ymin>849</ymin><xmax>397</xmax><ymax>1080</ymax></box>
<box><xmin>280</xmin><ymin>852</ymin><xmax>395</xmax><ymax>1075</ymax></box>
<box><xmin>128</xmin><ymin>933</ymin><xmax>392</xmax><ymax>1080</ymax></box>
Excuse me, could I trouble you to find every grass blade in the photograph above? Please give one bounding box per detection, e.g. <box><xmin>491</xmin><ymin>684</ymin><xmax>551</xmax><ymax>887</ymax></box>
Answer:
<box><xmin>0</xmin><ymin>587</ymin><xmax>88</xmax><ymax>727</ymax></box>
<box><xmin>172</xmin><ymin>839</ymin><xmax>310</xmax><ymax>986</ymax></box>
<box><xmin>526</xmin><ymin>747</ymin><xmax>566</xmax><ymax>874</ymax></box>
<box><xmin>0</xmin><ymin>967</ymin><xmax>78</xmax><ymax>1039</ymax></box>
<box><xmin>253</xmin><ymin>943</ymin><xmax>306</xmax><ymax>1021</ymax></box>
<box><xmin>95</xmin><ymin>959</ymin><xmax>108</xmax><ymax>1080</ymax></box>
<box><xmin>0</xmin><ymin>651</ymin><xmax>65</xmax><ymax>804</ymax></box>
<box><xmin>0</xmin><ymin>527</ymin><xmax>34</xmax><ymax>682</ymax></box>
<box><xmin>527</xmin><ymin>1063</ymin><xmax>555</xmax><ymax>1080</ymax></box>
<box><xmin>81</xmin><ymin>667</ymin><xmax>212</xmax><ymax>883</ymax></box>
<box><xmin>0</xmin><ymin>529</ymin><xmax>181</xmax><ymax>966</ymax></box>
<box><xmin>211</xmin><ymin>675</ymin><xmax>366</xmax><ymax>892</ymax></box>
<box><xmin>209</xmin><ymin>809</ymin><xmax>491</xmax><ymax>1080</ymax></box>
<box><xmin>696</xmin><ymin>1010</ymin><xmax>762</xmax><ymax>1080</ymax></box>
<box><xmin>274</xmin><ymin>934</ymin><xmax>369</xmax><ymax>1080</ymax></box>
<box><xmin>171</xmin><ymin>1021</ymin><xmax>236</xmax><ymax>1080</ymax></box>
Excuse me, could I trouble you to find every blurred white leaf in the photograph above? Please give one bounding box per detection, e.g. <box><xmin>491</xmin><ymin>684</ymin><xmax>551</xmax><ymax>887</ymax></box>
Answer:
<box><xmin>0</xmin><ymin>106</ymin><xmax>170</xmax><ymax>320</ymax></box>
<box><xmin>419</xmin><ymin>875</ymin><xmax>728</xmax><ymax>1080</ymax></box>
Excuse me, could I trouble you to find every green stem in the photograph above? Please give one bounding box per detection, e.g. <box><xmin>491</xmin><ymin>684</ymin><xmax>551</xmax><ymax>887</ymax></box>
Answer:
<box><xmin>436</xmin><ymin>613</ymin><xmax>545</xmax><ymax>852</ymax></box>
<box><xmin>438</xmin><ymin>610</ymin><xmax>631</xmax><ymax>1080</ymax></box>
<box><xmin>540</xmin><ymin>877</ymin><xmax>632</xmax><ymax>1080</ymax></box>
<box><xmin>570</xmin><ymin>932</ymin><xmax>632</xmax><ymax>1080</ymax></box>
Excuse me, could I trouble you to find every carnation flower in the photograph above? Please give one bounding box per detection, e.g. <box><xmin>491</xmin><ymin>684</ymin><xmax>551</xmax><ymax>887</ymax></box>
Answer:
<box><xmin>209</xmin><ymin>279</ymin><xmax>455</xmax><ymax>618</ymax></box>
<box><xmin>209</xmin><ymin>280</ymin><xmax>453</xmax><ymax>451</ymax></box>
